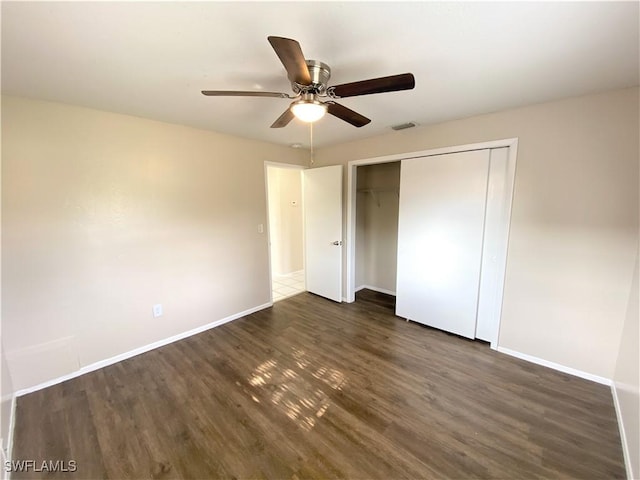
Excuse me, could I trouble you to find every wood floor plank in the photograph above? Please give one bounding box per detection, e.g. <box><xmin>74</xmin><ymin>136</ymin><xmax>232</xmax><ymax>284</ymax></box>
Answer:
<box><xmin>11</xmin><ymin>290</ymin><xmax>625</xmax><ymax>479</ymax></box>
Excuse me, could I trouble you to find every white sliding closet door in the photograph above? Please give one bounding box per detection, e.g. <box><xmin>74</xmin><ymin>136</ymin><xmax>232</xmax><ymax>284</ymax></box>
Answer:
<box><xmin>396</xmin><ymin>149</ymin><xmax>490</xmax><ymax>338</ymax></box>
<box><xmin>475</xmin><ymin>148</ymin><xmax>510</xmax><ymax>343</ymax></box>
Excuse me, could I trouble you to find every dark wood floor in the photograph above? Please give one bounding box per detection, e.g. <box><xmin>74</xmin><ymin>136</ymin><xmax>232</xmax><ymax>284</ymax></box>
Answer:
<box><xmin>13</xmin><ymin>290</ymin><xmax>625</xmax><ymax>479</ymax></box>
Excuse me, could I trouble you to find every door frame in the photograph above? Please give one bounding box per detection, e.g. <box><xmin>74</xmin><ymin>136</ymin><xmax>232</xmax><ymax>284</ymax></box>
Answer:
<box><xmin>345</xmin><ymin>138</ymin><xmax>518</xmax><ymax>349</ymax></box>
<box><xmin>264</xmin><ymin>161</ymin><xmax>306</xmax><ymax>304</ymax></box>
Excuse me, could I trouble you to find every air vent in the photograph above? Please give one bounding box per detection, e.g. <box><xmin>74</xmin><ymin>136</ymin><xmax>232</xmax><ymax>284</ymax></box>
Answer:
<box><xmin>391</xmin><ymin>122</ymin><xmax>417</xmax><ymax>131</ymax></box>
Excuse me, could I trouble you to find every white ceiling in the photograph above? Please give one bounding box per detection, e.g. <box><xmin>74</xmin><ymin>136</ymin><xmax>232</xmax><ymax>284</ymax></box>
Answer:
<box><xmin>2</xmin><ymin>1</ymin><xmax>638</xmax><ymax>148</ymax></box>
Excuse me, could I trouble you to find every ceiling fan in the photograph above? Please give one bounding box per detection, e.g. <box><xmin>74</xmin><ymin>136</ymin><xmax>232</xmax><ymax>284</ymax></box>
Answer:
<box><xmin>202</xmin><ymin>36</ymin><xmax>415</xmax><ymax>128</ymax></box>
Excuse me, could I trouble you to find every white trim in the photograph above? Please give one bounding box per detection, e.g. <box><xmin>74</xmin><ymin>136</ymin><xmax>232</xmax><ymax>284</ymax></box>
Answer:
<box><xmin>611</xmin><ymin>383</ymin><xmax>633</xmax><ymax>480</ymax></box>
<box><xmin>1</xmin><ymin>441</ymin><xmax>5</xmax><ymax>480</ymax></box>
<box><xmin>5</xmin><ymin>394</ymin><xmax>16</xmax><ymax>479</ymax></box>
<box><xmin>355</xmin><ymin>284</ymin><xmax>397</xmax><ymax>296</ymax></box>
<box><xmin>345</xmin><ymin>162</ymin><xmax>357</xmax><ymax>303</ymax></box>
<box><xmin>15</xmin><ymin>302</ymin><xmax>272</xmax><ymax>397</ymax></box>
<box><xmin>263</xmin><ymin>161</ymin><xmax>307</xmax><ymax>170</ymax></box>
<box><xmin>0</xmin><ymin>441</ymin><xmax>5</xmax><ymax>480</ymax></box>
<box><xmin>497</xmin><ymin>346</ymin><xmax>612</xmax><ymax>385</ymax></box>
<box><xmin>347</xmin><ymin>138</ymin><xmax>519</xmax><ymax>168</ymax></box>
<box><xmin>265</xmin><ymin>162</ymin><xmax>274</xmax><ymax>305</ymax></box>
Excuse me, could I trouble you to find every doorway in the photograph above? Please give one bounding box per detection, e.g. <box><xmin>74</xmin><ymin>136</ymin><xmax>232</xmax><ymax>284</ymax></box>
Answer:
<box><xmin>266</xmin><ymin>164</ymin><xmax>305</xmax><ymax>302</ymax></box>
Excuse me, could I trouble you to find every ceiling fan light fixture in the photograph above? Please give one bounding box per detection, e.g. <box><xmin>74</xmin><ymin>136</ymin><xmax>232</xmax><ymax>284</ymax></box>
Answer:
<box><xmin>291</xmin><ymin>99</ymin><xmax>327</xmax><ymax>123</ymax></box>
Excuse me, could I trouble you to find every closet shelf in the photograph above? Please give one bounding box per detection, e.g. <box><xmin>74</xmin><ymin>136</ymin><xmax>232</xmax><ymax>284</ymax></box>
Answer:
<box><xmin>357</xmin><ymin>187</ymin><xmax>399</xmax><ymax>194</ymax></box>
<box><xmin>357</xmin><ymin>187</ymin><xmax>399</xmax><ymax>206</ymax></box>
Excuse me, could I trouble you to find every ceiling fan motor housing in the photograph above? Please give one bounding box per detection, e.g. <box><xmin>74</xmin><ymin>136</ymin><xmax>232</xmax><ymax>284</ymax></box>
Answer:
<box><xmin>292</xmin><ymin>60</ymin><xmax>331</xmax><ymax>94</ymax></box>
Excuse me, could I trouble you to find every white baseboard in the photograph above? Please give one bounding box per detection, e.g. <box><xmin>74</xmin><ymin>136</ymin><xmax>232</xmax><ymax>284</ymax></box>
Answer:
<box><xmin>4</xmin><ymin>394</ymin><xmax>16</xmax><ymax>480</ymax></box>
<box><xmin>0</xmin><ymin>438</ymin><xmax>5</xmax><ymax>480</ymax></box>
<box><xmin>496</xmin><ymin>347</ymin><xmax>612</xmax><ymax>386</ymax></box>
<box><xmin>355</xmin><ymin>284</ymin><xmax>396</xmax><ymax>296</ymax></box>
<box><xmin>15</xmin><ymin>302</ymin><xmax>272</xmax><ymax>397</ymax></box>
<box><xmin>611</xmin><ymin>382</ymin><xmax>633</xmax><ymax>480</ymax></box>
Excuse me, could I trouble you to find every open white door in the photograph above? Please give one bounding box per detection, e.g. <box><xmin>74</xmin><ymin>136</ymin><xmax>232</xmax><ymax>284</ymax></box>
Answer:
<box><xmin>304</xmin><ymin>165</ymin><xmax>343</xmax><ymax>302</ymax></box>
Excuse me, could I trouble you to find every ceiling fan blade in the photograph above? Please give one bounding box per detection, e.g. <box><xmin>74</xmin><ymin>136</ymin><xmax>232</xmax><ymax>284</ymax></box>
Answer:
<box><xmin>201</xmin><ymin>90</ymin><xmax>293</xmax><ymax>98</ymax></box>
<box><xmin>270</xmin><ymin>108</ymin><xmax>295</xmax><ymax>128</ymax></box>
<box><xmin>331</xmin><ymin>73</ymin><xmax>415</xmax><ymax>98</ymax></box>
<box><xmin>267</xmin><ymin>36</ymin><xmax>312</xmax><ymax>86</ymax></box>
<box><xmin>326</xmin><ymin>102</ymin><xmax>371</xmax><ymax>128</ymax></box>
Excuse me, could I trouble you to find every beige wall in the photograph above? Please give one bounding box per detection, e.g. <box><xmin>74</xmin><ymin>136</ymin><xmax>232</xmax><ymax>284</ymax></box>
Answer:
<box><xmin>355</xmin><ymin>162</ymin><xmax>400</xmax><ymax>293</ymax></box>
<box><xmin>0</xmin><ymin>125</ymin><xmax>9</xmax><ymax>451</ymax></box>
<box><xmin>1</xmin><ymin>96</ymin><xmax>306</xmax><ymax>391</ymax></box>
<box><xmin>266</xmin><ymin>166</ymin><xmax>304</xmax><ymax>276</ymax></box>
<box><xmin>316</xmin><ymin>87</ymin><xmax>639</xmax><ymax>380</ymax></box>
<box><xmin>614</xmin><ymin>253</ymin><xmax>639</xmax><ymax>479</ymax></box>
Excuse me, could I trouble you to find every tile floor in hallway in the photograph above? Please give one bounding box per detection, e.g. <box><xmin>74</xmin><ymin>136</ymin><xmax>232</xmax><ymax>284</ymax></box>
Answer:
<box><xmin>272</xmin><ymin>271</ymin><xmax>305</xmax><ymax>302</ymax></box>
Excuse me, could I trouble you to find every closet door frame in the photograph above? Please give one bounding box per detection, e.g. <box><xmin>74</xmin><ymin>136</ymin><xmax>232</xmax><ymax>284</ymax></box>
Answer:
<box><xmin>345</xmin><ymin>138</ymin><xmax>518</xmax><ymax>350</ymax></box>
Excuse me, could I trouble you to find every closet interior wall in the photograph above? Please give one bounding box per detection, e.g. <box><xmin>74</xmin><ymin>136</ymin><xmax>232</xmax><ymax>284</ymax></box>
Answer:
<box><xmin>355</xmin><ymin>162</ymin><xmax>401</xmax><ymax>295</ymax></box>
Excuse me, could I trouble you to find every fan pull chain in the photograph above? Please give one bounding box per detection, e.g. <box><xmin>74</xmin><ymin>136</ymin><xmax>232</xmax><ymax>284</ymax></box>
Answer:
<box><xmin>309</xmin><ymin>122</ymin><xmax>314</xmax><ymax>166</ymax></box>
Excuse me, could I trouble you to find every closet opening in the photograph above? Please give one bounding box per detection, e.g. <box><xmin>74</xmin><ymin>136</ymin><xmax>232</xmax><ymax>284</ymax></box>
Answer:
<box><xmin>354</xmin><ymin>162</ymin><xmax>401</xmax><ymax>311</ymax></box>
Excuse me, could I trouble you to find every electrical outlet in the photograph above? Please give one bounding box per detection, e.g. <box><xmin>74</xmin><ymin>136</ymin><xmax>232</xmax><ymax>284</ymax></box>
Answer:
<box><xmin>153</xmin><ymin>304</ymin><xmax>163</xmax><ymax>318</ymax></box>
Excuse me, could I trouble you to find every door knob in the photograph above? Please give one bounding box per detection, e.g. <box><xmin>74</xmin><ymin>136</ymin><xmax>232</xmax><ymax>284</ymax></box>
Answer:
<box><xmin>332</xmin><ymin>240</ymin><xmax>343</xmax><ymax>246</ymax></box>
